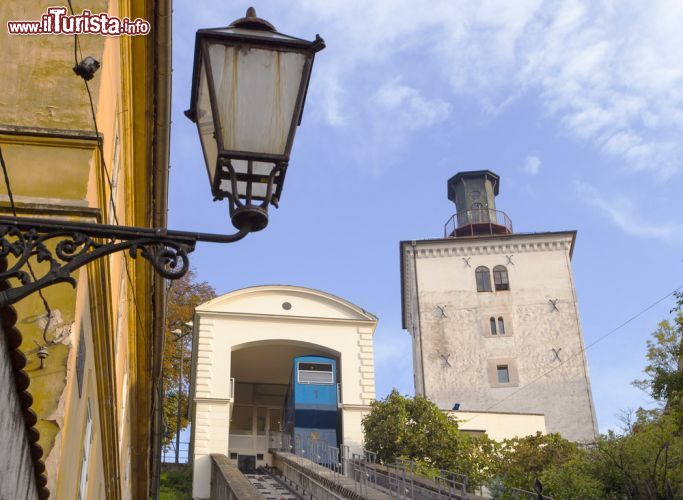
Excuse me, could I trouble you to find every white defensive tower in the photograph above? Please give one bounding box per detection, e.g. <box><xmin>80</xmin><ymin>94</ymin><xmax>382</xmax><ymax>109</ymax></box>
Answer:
<box><xmin>400</xmin><ymin>171</ymin><xmax>597</xmax><ymax>442</ymax></box>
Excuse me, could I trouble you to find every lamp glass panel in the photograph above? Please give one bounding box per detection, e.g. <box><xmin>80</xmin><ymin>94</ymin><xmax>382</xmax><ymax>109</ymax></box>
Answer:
<box><xmin>196</xmin><ymin>60</ymin><xmax>218</xmax><ymax>185</ymax></box>
<box><xmin>219</xmin><ymin>160</ymin><xmax>276</xmax><ymax>200</ymax></box>
<box><xmin>208</xmin><ymin>43</ymin><xmax>307</xmax><ymax>156</ymax></box>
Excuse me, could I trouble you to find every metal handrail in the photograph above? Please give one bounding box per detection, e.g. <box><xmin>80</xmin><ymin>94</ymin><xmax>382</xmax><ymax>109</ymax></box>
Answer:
<box><xmin>444</xmin><ymin>208</ymin><xmax>513</xmax><ymax>237</ymax></box>
<box><xmin>508</xmin><ymin>486</ymin><xmax>553</xmax><ymax>499</ymax></box>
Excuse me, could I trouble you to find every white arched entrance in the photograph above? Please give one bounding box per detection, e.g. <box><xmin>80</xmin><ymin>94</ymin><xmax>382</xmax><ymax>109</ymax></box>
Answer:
<box><xmin>188</xmin><ymin>286</ymin><xmax>377</xmax><ymax>499</ymax></box>
<box><xmin>228</xmin><ymin>340</ymin><xmax>341</xmax><ymax>470</ymax></box>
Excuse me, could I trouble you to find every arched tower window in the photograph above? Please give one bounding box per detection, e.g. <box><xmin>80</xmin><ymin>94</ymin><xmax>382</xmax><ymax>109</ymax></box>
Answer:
<box><xmin>490</xmin><ymin>317</ymin><xmax>497</xmax><ymax>335</ymax></box>
<box><xmin>493</xmin><ymin>265</ymin><xmax>509</xmax><ymax>291</ymax></box>
<box><xmin>498</xmin><ymin>317</ymin><xmax>505</xmax><ymax>335</ymax></box>
<box><xmin>475</xmin><ymin>266</ymin><xmax>492</xmax><ymax>292</ymax></box>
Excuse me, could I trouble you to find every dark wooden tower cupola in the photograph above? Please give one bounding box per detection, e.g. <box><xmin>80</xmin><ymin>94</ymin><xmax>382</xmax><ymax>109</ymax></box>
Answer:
<box><xmin>445</xmin><ymin>170</ymin><xmax>513</xmax><ymax>237</ymax></box>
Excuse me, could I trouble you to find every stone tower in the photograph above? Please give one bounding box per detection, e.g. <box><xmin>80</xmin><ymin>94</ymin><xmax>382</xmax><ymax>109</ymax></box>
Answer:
<box><xmin>400</xmin><ymin>170</ymin><xmax>598</xmax><ymax>442</ymax></box>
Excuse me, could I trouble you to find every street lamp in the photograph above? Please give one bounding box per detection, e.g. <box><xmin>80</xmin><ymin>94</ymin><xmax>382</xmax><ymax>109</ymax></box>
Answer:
<box><xmin>185</xmin><ymin>7</ymin><xmax>324</xmax><ymax>232</ymax></box>
<box><xmin>0</xmin><ymin>8</ymin><xmax>324</xmax><ymax>306</ymax></box>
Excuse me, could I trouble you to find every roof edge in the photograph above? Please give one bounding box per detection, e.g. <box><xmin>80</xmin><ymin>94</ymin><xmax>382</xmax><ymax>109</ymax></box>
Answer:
<box><xmin>196</xmin><ymin>285</ymin><xmax>378</xmax><ymax>323</ymax></box>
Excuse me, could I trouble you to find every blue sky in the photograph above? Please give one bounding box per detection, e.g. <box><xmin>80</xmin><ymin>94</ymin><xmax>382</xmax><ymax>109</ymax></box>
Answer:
<box><xmin>168</xmin><ymin>0</ymin><xmax>683</xmax><ymax>433</ymax></box>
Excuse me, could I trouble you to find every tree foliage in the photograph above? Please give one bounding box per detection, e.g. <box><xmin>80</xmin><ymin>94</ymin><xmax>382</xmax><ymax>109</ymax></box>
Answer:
<box><xmin>162</xmin><ymin>269</ymin><xmax>216</xmax><ymax>448</ymax></box>
<box><xmin>362</xmin><ymin>390</ymin><xmax>461</xmax><ymax>464</ymax></box>
<box><xmin>494</xmin><ymin>432</ymin><xmax>578</xmax><ymax>491</ymax></box>
<box><xmin>634</xmin><ymin>292</ymin><xmax>683</xmax><ymax>411</ymax></box>
<box><xmin>360</xmin><ymin>295</ymin><xmax>683</xmax><ymax>499</ymax></box>
<box><xmin>362</xmin><ymin>390</ymin><xmax>496</xmax><ymax>490</ymax></box>
<box><xmin>590</xmin><ymin>410</ymin><xmax>683</xmax><ymax>499</ymax></box>
<box><xmin>363</xmin><ymin>394</ymin><xmax>683</xmax><ymax>498</ymax></box>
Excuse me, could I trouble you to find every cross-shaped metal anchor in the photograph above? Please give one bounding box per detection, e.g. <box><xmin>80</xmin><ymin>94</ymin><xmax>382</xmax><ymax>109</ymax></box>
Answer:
<box><xmin>506</xmin><ymin>255</ymin><xmax>514</xmax><ymax>265</ymax></box>
<box><xmin>439</xmin><ymin>352</ymin><xmax>451</xmax><ymax>367</ymax></box>
<box><xmin>436</xmin><ymin>305</ymin><xmax>448</xmax><ymax>318</ymax></box>
<box><xmin>462</xmin><ymin>257</ymin><xmax>471</xmax><ymax>268</ymax></box>
<box><xmin>552</xmin><ymin>348</ymin><xmax>562</xmax><ymax>362</ymax></box>
<box><xmin>549</xmin><ymin>299</ymin><xmax>559</xmax><ymax>312</ymax></box>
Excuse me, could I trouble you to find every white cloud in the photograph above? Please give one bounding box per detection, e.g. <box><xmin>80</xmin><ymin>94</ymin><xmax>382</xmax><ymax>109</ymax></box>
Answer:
<box><xmin>318</xmin><ymin>71</ymin><xmax>349</xmax><ymax>127</ymax></box>
<box><xmin>283</xmin><ymin>0</ymin><xmax>683</xmax><ymax>178</ymax></box>
<box><xmin>374</xmin><ymin>78</ymin><xmax>452</xmax><ymax>130</ymax></box>
<box><xmin>574</xmin><ymin>180</ymin><xmax>683</xmax><ymax>243</ymax></box>
<box><xmin>521</xmin><ymin>155</ymin><xmax>541</xmax><ymax>175</ymax></box>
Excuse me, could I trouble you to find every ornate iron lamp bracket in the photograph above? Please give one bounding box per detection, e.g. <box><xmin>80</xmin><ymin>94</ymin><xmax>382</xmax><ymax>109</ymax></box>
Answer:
<box><xmin>0</xmin><ymin>216</ymin><xmax>249</xmax><ymax>307</ymax></box>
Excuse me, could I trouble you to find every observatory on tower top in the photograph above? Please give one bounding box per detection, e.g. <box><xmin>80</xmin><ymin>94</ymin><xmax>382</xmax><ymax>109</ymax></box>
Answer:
<box><xmin>445</xmin><ymin>170</ymin><xmax>513</xmax><ymax>237</ymax></box>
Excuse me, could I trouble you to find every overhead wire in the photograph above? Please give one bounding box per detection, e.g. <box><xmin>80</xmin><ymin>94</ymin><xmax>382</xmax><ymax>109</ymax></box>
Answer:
<box><xmin>66</xmin><ymin>0</ymin><xmax>148</xmax><ymax>335</ymax></box>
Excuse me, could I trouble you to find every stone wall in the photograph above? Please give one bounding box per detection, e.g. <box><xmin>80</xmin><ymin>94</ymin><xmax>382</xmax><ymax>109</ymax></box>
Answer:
<box><xmin>209</xmin><ymin>454</ymin><xmax>261</xmax><ymax>500</ymax></box>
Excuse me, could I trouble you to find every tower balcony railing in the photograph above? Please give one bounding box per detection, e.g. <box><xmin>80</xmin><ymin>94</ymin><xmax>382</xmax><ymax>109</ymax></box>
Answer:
<box><xmin>444</xmin><ymin>208</ymin><xmax>513</xmax><ymax>237</ymax></box>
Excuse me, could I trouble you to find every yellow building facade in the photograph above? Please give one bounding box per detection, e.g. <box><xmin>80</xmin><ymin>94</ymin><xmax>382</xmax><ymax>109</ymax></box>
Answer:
<box><xmin>1</xmin><ymin>1</ymin><xmax>171</xmax><ymax>498</ymax></box>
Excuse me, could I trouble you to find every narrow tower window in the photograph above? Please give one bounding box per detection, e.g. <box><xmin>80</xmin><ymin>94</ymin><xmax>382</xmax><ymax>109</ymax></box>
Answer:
<box><xmin>493</xmin><ymin>265</ymin><xmax>509</xmax><ymax>291</ymax></box>
<box><xmin>497</xmin><ymin>365</ymin><xmax>510</xmax><ymax>384</ymax></box>
<box><xmin>490</xmin><ymin>317</ymin><xmax>497</xmax><ymax>335</ymax></box>
<box><xmin>498</xmin><ymin>317</ymin><xmax>505</xmax><ymax>335</ymax></box>
<box><xmin>475</xmin><ymin>266</ymin><xmax>492</xmax><ymax>292</ymax></box>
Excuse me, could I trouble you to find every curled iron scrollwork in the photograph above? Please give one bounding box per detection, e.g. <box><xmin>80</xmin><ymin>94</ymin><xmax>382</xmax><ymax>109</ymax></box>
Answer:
<box><xmin>130</xmin><ymin>240</ymin><xmax>191</xmax><ymax>280</ymax></box>
<box><xmin>0</xmin><ymin>222</ymin><xmax>196</xmax><ymax>306</ymax></box>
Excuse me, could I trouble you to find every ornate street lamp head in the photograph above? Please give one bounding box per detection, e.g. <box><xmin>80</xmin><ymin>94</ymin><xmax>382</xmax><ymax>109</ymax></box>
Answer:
<box><xmin>186</xmin><ymin>7</ymin><xmax>325</xmax><ymax>232</ymax></box>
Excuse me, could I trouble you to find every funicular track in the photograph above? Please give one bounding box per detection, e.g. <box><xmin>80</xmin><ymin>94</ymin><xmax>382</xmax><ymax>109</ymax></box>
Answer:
<box><xmin>245</xmin><ymin>466</ymin><xmax>303</xmax><ymax>500</ymax></box>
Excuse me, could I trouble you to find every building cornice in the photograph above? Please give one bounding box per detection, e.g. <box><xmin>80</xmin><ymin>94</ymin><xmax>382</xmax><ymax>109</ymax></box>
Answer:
<box><xmin>193</xmin><ymin>397</ymin><xmax>232</xmax><ymax>404</ymax></box>
<box><xmin>401</xmin><ymin>231</ymin><xmax>576</xmax><ymax>258</ymax></box>
<box><xmin>341</xmin><ymin>403</ymin><xmax>373</xmax><ymax>411</ymax></box>
<box><xmin>196</xmin><ymin>310</ymin><xmax>377</xmax><ymax>329</ymax></box>
<box><xmin>0</xmin><ymin>125</ymin><xmax>100</xmax><ymax>143</ymax></box>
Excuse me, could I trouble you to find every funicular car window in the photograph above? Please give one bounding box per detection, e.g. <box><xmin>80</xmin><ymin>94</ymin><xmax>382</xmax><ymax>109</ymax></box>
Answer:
<box><xmin>297</xmin><ymin>362</ymin><xmax>334</xmax><ymax>384</ymax></box>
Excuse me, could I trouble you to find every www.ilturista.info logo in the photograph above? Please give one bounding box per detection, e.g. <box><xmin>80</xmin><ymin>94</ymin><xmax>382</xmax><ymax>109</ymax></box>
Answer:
<box><xmin>7</xmin><ymin>6</ymin><xmax>150</xmax><ymax>36</ymax></box>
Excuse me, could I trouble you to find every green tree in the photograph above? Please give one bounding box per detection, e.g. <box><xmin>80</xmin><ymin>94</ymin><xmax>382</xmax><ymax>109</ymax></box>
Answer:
<box><xmin>362</xmin><ymin>390</ymin><xmax>496</xmax><ymax>490</ymax></box>
<box><xmin>539</xmin><ymin>453</ymin><xmax>605</xmax><ymax>499</ymax></box>
<box><xmin>634</xmin><ymin>293</ymin><xmax>683</xmax><ymax>411</ymax></box>
<box><xmin>162</xmin><ymin>269</ymin><xmax>216</xmax><ymax>449</ymax></box>
<box><xmin>589</xmin><ymin>410</ymin><xmax>683</xmax><ymax>499</ymax></box>
<box><xmin>362</xmin><ymin>390</ymin><xmax>458</xmax><ymax>464</ymax></box>
<box><xmin>493</xmin><ymin>432</ymin><xmax>579</xmax><ymax>493</ymax></box>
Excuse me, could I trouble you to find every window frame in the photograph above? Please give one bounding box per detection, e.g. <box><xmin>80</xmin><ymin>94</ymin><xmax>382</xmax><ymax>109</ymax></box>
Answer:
<box><xmin>475</xmin><ymin>266</ymin><xmax>492</xmax><ymax>292</ymax></box>
<box><xmin>488</xmin><ymin>358</ymin><xmax>519</xmax><ymax>387</ymax></box>
<box><xmin>493</xmin><ymin>265</ymin><xmax>509</xmax><ymax>291</ymax></box>
<box><xmin>297</xmin><ymin>361</ymin><xmax>334</xmax><ymax>385</ymax></box>
<box><xmin>78</xmin><ymin>400</ymin><xmax>93</xmax><ymax>500</ymax></box>
<box><xmin>497</xmin><ymin>365</ymin><xmax>510</xmax><ymax>384</ymax></box>
<box><xmin>483</xmin><ymin>315</ymin><xmax>512</xmax><ymax>337</ymax></box>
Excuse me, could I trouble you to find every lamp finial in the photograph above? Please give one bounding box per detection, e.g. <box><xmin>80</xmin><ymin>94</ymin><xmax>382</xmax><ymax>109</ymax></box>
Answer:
<box><xmin>229</xmin><ymin>7</ymin><xmax>275</xmax><ymax>31</ymax></box>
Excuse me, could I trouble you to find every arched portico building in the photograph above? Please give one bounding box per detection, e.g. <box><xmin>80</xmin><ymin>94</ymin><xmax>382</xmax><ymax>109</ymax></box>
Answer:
<box><xmin>188</xmin><ymin>286</ymin><xmax>377</xmax><ymax>499</ymax></box>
